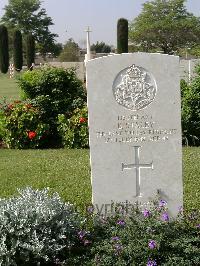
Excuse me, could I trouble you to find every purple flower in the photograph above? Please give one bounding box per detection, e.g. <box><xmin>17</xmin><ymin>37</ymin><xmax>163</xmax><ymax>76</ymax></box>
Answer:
<box><xmin>87</xmin><ymin>205</ymin><xmax>94</xmax><ymax>214</ymax></box>
<box><xmin>146</xmin><ymin>227</ymin><xmax>154</xmax><ymax>234</ymax></box>
<box><xmin>178</xmin><ymin>206</ymin><xmax>183</xmax><ymax>213</ymax></box>
<box><xmin>161</xmin><ymin>212</ymin><xmax>169</xmax><ymax>222</ymax></box>
<box><xmin>78</xmin><ymin>230</ymin><xmax>86</xmax><ymax>240</ymax></box>
<box><xmin>188</xmin><ymin>211</ymin><xmax>199</xmax><ymax>221</ymax></box>
<box><xmin>196</xmin><ymin>224</ymin><xmax>200</xmax><ymax>228</ymax></box>
<box><xmin>159</xmin><ymin>199</ymin><xmax>167</xmax><ymax>207</ymax></box>
<box><xmin>143</xmin><ymin>209</ymin><xmax>151</xmax><ymax>218</ymax></box>
<box><xmin>115</xmin><ymin>243</ymin><xmax>122</xmax><ymax>250</ymax></box>
<box><xmin>54</xmin><ymin>258</ymin><xmax>61</xmax><ymax>265</ymax></box>
<box><xmin>148</xmin><ymin>240</ymin><xmax>157</xmax><ymax>249</ymax></box>
<box><xmin>100</xmin><ymin>216</ymin><xmax>108</xmax><ymax>224</ymax></box>
<box><xmin>147</xmin><ymin>259</ymin><xmax>157</xmax><ymax>266</ymax></box>
<box><xmin>117</xmin><ymin>219</ymin><xmax>126</xmax><ymax>226</ymax></box>
<box><xmin>83</xmin><ymin>239</ymin><xmax>92</xmax><ymax>246</ymax></box>
<box><xmin>114</xmin><ymin>243</ymin><xmax>123</xmax><ymax>255</ymax></box>
<box><xmin>116</xmin><ymin>205</ymin><xmax>125</xmax><ymax>214</ymax></box>
<box><xmin>112</xmin><ymin>236</ymin><xmax>120</xmax><ymax>241</ymax></box>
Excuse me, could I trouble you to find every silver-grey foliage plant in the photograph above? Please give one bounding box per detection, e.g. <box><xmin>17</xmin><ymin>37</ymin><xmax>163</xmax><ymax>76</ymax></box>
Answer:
<box><xmin>0</xmin><ymin>187</ymin><xmax>84</xmax><ymax>265</ymax></box>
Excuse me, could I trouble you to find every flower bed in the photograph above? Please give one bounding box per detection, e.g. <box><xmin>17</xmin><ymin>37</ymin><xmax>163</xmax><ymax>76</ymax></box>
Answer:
<box><xmin>0</xmin><ymin>188</ymin><xmax>199</xmax><ymax>265</ymax></box>
<box><xmin>0</xmin><ymin>100</ymin><xmax>50</xmax><ymax>148</ymax></box>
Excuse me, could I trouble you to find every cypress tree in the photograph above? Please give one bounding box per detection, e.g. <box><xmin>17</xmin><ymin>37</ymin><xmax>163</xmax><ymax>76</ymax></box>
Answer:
<box><xmin>117</xmin><ymin>18</ymin><xmax>128</xmax><ymax>54</ymax></box>
<box><xmin>13</xmin><ymin>30</ymin><xmax>23</xmax><ymax>71</ymax></box>
<box><xmin>26</xmin><ymin>34</ymin><xmax>35</xmax><ymax>69</ymax></box>
<box><xmin>0</xmin><ymin>25</ymin><xmax>9</xmax><ymax>73</ymax></box>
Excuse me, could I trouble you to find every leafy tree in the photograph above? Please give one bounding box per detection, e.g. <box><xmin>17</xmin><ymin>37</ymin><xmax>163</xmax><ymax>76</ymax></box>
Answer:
<box><xmin>59</xmin><ymin>38</ymin><xmax>80</xmax><ymax>62</ymax></box>
<box><xmin>1</xmin><ymin>0</ymin><xmax>57</xmax><ymax>56</ymax></box>
<box><xmin>26</xmin><ymin>34</ymin><xmax>35</xmax><ymax>69</ymax></box>
<box><xmin>189</xmin><ymin>45</ymin><xmax>200</xmax><ymax>58</ymax></box>
<box><xmin>129</xmin><ymin>0</ymin><xmax>200</xmax><ymax>54</ymax></box>
<box><xmin>117</xmin><ymin>18</ymin><xmax>128</xmax><ymax>53</ymax></box>
<box><xmin>13</xmin><ymin>30</ymin><xmax>23</xmax><ymax>71</ymax></box>
<box><xmin>0</xmin><ymin>25</ymin><xmax>9</xmax><ymax>73</ymax></box>
<box><xmin>91</xmin><ymin>41</ymin><xmax>112</xmax><ymax>53</ymax></box>
<box><xmin>50</xmin><ymin>43</ymin><xmax>63</xmax><ymax>57</ymax></box>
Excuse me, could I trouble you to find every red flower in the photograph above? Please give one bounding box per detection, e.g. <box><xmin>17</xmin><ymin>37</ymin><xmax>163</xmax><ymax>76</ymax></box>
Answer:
<box><xmin>25</xmin><ymin>104</ymin><xmax>32</xmax><ymax>109</ymax></box>
<box><xmin>8</xmin><ymin>104</ymin><xmax>14</xmax><ymax>109</ymax></box>
<box><xmin>79</xmin><ymin>117</ymin><xmax>87</xmax><ymax>123</ymax></box>
<box><xmin>28</xmin><ymin>131</ymin><xmax>37</xmax><ymax>140</ymax></box>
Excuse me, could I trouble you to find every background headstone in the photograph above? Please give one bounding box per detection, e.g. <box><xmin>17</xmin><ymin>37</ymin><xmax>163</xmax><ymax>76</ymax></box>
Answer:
<box><xmin>86</xmin><ymin>53</ymin><xmax>183</xmax><ymax>216</ymax></box>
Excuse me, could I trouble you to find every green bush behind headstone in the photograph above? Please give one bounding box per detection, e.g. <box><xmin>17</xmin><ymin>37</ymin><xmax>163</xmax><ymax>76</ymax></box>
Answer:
<box><xmin>13</xmin><ymin>30</ymin><xmax>23</xmax><ymax>71</ymax></box>
<box><xmin>0</xmin><ymin>25</ymin><xmax>9</xmax><ymax>74</ymax></box>
<box><xmin>18</xmin><ymin>66</ymin><xmax>87</xmax><ymax>147</ymax></box>
<box><xmin>181</xmin><ymin>65</ymin><xmax>200</xmax><ymax>146</ymax></box>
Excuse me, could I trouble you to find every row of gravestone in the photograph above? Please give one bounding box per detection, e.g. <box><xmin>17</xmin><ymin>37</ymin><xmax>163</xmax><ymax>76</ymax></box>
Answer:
<box><xmin>86</xmin><ymin>53</ymin><xmax>182</xmax><ymax>217</ymax></box>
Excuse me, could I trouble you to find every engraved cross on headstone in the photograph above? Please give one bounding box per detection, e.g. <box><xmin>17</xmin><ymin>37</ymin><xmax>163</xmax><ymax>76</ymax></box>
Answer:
<box><xmin>122</xmin><ymin>146</ymin><xmax>153</xmax><ymax>197</ymax></box>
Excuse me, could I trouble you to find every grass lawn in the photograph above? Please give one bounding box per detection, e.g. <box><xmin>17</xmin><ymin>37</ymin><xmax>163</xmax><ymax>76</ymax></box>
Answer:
<box><xmin>0</xmin><ymin>149</ymin><xmax>91</xmax><ymax>212</ymax></box>
<box><xmin>0</xmin><ymin>147</ymin><xmax>199</xmax><ymax>212</ymax></box>
<box><xmin>0</xmin><ymin>73</ymin><xmax>20</xmax><ymax>101</ymax></box>
<box><xmin>183</xmin><ymin>147</ymin><xmax>200</xmax><ymax>211</ymax></box>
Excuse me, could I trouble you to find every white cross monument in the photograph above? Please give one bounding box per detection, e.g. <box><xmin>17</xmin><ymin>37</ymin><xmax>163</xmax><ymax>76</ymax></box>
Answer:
<box><xmin>84</xmin><ymin>26</ymin><xmax>92</xmax><ymax>63</ymax></box>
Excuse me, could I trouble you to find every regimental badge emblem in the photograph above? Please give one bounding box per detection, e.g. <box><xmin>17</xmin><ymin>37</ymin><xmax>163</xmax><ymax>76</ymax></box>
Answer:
<box><xmin>113</xmin><ymin>64</ymin><xmax>157</xmax><ymax>111</ymax></box>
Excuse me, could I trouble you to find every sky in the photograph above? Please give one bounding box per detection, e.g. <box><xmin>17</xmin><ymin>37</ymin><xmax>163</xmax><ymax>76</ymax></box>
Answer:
<box><xmin>0</xmin><ymin>0</ymin><xmax>199</xmax><ymax>47</ymax></box>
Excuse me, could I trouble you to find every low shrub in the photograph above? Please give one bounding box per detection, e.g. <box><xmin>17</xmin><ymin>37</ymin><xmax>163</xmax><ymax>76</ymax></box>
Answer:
<box><xmin>0</xmin><ymin>101</ymin><xmax>50</xmax><ymax>149</ymax></box>
<box><xmin>0</xmin><ymin>98</ymin><xmax>7</xmax><ymax>141</ymax></box>
<box><xmin>57</xmin><ymin>106</ymin><xmax>89</xmax><ymax>148</ymax></box>
<box><xmin>86</xmin><ymin>200</ymin><xmax>200</xmax><ymax>266</ymax></box>
<box><xmin>18</xmin><ymin>66</ymin><xmax>86</xmax><ymax>120</ymax></box>
<box><xmin>0</xmin><ymin>109</ymin><xmax>5</xmax><ymax>141</ymax></box>
<box><xmin>181</xmin><ymin>65</ymin><xmax>200</xmax><ymax>146</ymax></box>
<box><xmin>0</xmin><ymin>187</ymin><xmax>85</xmax><ymax>265</ymax></box>
<box><xmin>18</xmin><ymin>66</ymin><xmax>87</xmax><ymax>147</ymax></box>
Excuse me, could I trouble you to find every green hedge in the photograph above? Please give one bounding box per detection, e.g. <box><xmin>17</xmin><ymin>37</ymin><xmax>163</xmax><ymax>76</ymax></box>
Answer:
<box><xmin>0</xmin><ymin>25</ymin><xmax>9</xmax><ymax>74</ymax></box>
<box><xmin>117</xmin><ymin>18</ymin><xmax>128</xmax><ymax>53</ymax></box>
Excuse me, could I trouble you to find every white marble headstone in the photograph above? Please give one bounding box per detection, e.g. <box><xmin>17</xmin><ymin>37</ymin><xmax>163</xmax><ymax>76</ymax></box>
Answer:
<box><xmin>86</xmin><ymin>53</ymin><xmax>183</xmax><ymax>216</ymax></box>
